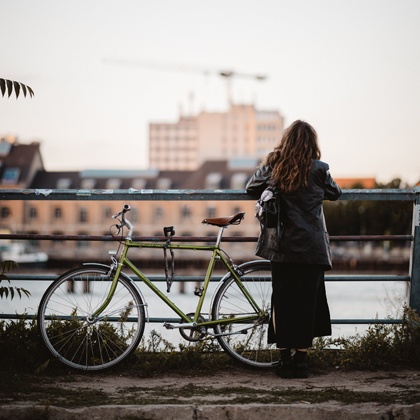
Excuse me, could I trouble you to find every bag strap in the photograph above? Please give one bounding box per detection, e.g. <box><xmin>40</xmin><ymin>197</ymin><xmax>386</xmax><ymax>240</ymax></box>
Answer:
<box><xmin>163</xmin><ymin>226</ymin><xmax>175</xmax><ymax>292</ymax></box>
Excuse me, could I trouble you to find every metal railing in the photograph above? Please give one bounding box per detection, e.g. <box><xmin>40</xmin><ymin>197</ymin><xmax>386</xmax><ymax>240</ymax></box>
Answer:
<box><xmin>1</xmin><ymin>187</ymin><xmax>419</xmax><ymax>325</ymax></box>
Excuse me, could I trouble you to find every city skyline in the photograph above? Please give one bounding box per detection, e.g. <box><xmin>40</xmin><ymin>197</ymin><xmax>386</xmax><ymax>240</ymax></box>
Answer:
<box><xmin>1</xmin><ymin>1</ymin><xmax>420</xmax><ymax>184</ymax></box>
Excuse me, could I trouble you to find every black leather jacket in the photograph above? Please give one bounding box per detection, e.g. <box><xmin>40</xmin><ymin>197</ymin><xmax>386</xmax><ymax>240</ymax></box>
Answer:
<box><xmin>246</xmin><ymin>160</ymin><xmax>342</xmax><ymax>270</ymax></box>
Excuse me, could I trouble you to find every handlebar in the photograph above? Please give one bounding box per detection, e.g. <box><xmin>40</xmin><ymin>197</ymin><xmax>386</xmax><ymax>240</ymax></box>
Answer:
<box><xmin>112</xmin><ymin>204</ymin><xmax>131</xmax><ymax>219</ymax></box>
<box><xmin>111</xmin><ymin>205</ymin><xmax>174</xmax><ymax>241</ymax></box>
<box><xmin>112</xmin><ymin>204</ymin><xmax>134</xmax><ymax>238</ymax></box>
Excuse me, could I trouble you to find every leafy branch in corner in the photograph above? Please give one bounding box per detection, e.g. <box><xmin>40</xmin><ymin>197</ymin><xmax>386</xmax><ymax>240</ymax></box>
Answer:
<box><xmin>0</xmin><ymin>78</ymin><xmax>34</xmax><ymax>99</ymax></box>
<box><xmin>0</xmin><ymin>260</ymin><xmax>30</xmax><ymax>300</ymax></box>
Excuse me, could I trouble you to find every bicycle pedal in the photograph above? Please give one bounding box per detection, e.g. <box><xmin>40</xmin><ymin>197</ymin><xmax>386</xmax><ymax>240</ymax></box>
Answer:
<box><xmin>194</xmin><ymin>287</ymin><xmax>204</xmax><ymax>297</ymax></box>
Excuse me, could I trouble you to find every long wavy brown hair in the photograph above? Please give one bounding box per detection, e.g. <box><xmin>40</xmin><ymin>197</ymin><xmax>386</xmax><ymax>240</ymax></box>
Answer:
<box><xmin>262</xmin><ymin>120</ymin><xmax>321</xmax><ymax>193</ymax></box>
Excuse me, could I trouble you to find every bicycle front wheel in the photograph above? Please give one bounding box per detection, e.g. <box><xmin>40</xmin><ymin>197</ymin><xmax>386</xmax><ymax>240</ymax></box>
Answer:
<box><xmin>38</xmin><ymin>266</ymin><xmax>145</xmax><ymax>371</ymax></box>
<box><xmin>212</xmin><ymin>260</ymin><xmax>278</xmax><ymax>368</ymax></box>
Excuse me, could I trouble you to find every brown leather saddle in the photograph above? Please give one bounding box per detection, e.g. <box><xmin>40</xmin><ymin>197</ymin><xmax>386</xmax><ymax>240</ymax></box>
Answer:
<box><xmin>202</xmin><ymin>212</ymin><xmax>245</xmax><ymax>227</ymax></box>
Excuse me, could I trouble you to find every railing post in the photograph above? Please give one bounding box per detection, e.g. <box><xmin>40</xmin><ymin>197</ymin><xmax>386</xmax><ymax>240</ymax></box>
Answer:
<box><xmin>409</xmin><ymin>187</ymin><xmax>420</xmax><ymax>315</ymax></box>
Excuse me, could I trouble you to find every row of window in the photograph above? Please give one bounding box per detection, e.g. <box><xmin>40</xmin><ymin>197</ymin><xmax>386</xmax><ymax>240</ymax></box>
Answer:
<box><xmin>0</xmin><ymin>205</ymin><xmax>242</xmax><ymax>223</ymax></box>
<box><xmin>25</xmin><ymin>228</ymin><xmax>245</xmax><ymax>250</ymax></box>
<box><xmin>257</xmin><ymin>136</ymin><xmax>280</xmax><ymax>143</ymax></box>
<box><xmin>149</xmin><ymin>153</ymin><xmax>197</xmax><ymax>161</ymax></box>
<box><xmin>0</xmin><ymin>206</ymin><xmax>97</xmax><ymax>223</ymax></box>
<box><xmin>56</xmin><ymin>178</ymin><xmax>167</xmax><ymax>190</ymax></box>
<box><xmin>151</xmin><ymin>145</ymin><xmax>197</xmax><ymax>151</ymax></box>
<box><xmin>150</xmin><ymin>126</ymin><xmax>197</xmax><ymax>133</ymax></box>
<box><xmin>257</xmin><ymin>124</ymin><xmax>279</xmax><ymax>131</ymax></box>
<box><xmin>151</xmin><ymin>122</ymin><xmax>280</xmax><ymax>135</ymax></box>
<box><xmin>150</xmin><ymin>136</ymin><xmax>197</xmax><ymax>142</ymax></box>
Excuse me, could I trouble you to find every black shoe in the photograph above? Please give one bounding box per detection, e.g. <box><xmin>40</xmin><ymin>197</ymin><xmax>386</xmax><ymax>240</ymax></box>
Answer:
<box><xmin>294</xmin><ymin>361</ymin><xmax>308</xmax><ymax>378</ymax></box>
<box><xmin>293</xmin><ymin>350</ymin><xmax>308</xmax><ymax>378</ymax></box>
<box><xmin>275</xmin><ymin>359</ymin><xmax>294</xmax><ymax>378</ymax></box>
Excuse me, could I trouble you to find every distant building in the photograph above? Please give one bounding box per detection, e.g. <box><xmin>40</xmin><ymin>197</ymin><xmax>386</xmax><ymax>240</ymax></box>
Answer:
<box><xmin>0</xmin><ymin>138</ymin><xmax>260</xmax><ymax>265</ymax></box>
<box><xmin>149</xmin><ymin>104</ymin><xmax>284</xmax><ymax>170</ymax></box>
<box><xmin>335</xmin><ymin>178</ymin><xmax>376</xmax><ymax>189</ymax></box>
<box><xmin>0</xmin><ymin>137</ymin><xmax>44</xmax><ymax>188</ymax></box>
<box><xmin>2</xmin><ymin>133</ymin><xmax>393</xmax><ymax>267</ymax></box>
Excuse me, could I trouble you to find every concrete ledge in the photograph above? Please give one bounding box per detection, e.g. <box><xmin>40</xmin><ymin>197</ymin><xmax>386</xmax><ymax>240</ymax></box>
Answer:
<box><xmin>2</xmin><ymin>403</ymin><xmax>420</xmax><ymax>420</ymax></box>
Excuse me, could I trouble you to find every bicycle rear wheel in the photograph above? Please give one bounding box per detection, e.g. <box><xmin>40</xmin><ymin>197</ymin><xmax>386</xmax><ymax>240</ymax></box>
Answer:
<box><xmin>38</xmin><ymin>266</ymin><xmax>145</xmax><ymax>371</ymax></box>
<box><xmin>211</xmin><ymin>260</ymin><xmax>278</xmax><ymax>368</ymax></box>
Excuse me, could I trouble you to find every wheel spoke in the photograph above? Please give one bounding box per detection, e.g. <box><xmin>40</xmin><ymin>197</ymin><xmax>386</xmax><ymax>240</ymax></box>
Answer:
<box><xmin>38</xmin><ymin>267</ymin><xmax>145</xmax><ymax>370</ymax></box>
<box><xmin>212</xmin><ymin>261</ymin><xmax>278</xmax><ymax>368</ymax></box>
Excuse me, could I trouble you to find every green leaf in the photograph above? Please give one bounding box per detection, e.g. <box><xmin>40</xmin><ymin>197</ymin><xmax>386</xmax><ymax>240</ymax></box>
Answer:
<box><xmin>0</xmin><ymin>285</ymin><xmax>30</xmax><ymax>300</ymax></box>
<box><xmin>0</xmin><ymin>260</ymin><xmax>18</xmax><ymax>289</ymax></box>
<box><xmin>13</xmin><ymin>81</ymin><xmax>21</xmax><ymax>99</ymax></box>
<box><xmin>0</xmin><ymin>287</ymin><xmax>9</xmax><ymax>299</ymax></box>
<box><xmin>6</xmin><ymin>79</ymin><xmax>12</xmax><ymax>98</ymax></box>
<box><xmin>21</xmin><ymin>288</ymin><xmax>31</xmax><ymax>298</ymax></box>
<box><xmin>0</xmin><ymin>78</ymin><xmax>34</xmax><ymax>98</ymax></box>
<box><xmin>0</xmin><ymin>274</ymin><xmax>11</xmax><ymax>283</ymax></box>
<box><xmin>15</xmin><ymin>287</ymin><xmax>31</xmax><ymax>299</ymax></box>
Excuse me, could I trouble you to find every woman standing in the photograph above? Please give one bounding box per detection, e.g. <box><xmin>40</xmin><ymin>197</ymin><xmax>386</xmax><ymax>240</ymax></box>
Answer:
<box><xmin>246</xmin><ymin>120</ymin><xmax>342</xmax><ymax>378</ymax></box>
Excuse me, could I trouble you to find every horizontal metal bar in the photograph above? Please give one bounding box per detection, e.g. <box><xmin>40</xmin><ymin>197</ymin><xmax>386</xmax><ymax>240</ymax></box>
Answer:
<box><xmin>327</xmin><ymin>275</ymin><xmax>410</xmax><ymax>282</ymax></box>
<box><xmin>331</xmin><ymin>319</ymin><xmax>402</xmax><ymax>324</ymax></box>
<box><xmin>329</xmin><ymin>235</ymin><xmax>412</xmax><ymax>242</ymax></box>
<box><xmin>1</xmin><ymin>189</ymin><xmax>251</xmax><ymax>201</ymax></box>
<box><xmin>0</xmin><ymin>313</ymin><xmax>403</xmax><ymax>325</ymax></box>
<box><xmin>0</xmin><ymin>188</ymin><xmax>418</xmax><ymax>201</ymax></box>
<box><xmin>5</xmin><ymin>274</ymin><xmax>410</xmax><ymax>282</ymax></box>
<box><xmin>0</xmin><ymin>233</ymin><xmax>413</xmax><ymax>243</ymax></box>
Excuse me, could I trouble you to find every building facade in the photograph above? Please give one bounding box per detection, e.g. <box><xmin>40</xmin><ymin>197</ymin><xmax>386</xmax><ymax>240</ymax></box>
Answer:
<box><xmin>0</xmin><ymin>138</ymin><xmax>261</xmax><ymax>266</ymax></box>
<box><xmin>149</xmin><ymin>104</ymin><xmax>284</xmax><ymax>170</ymax></box>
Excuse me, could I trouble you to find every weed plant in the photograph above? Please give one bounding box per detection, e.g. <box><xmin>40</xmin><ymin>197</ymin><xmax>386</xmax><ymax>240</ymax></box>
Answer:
<box><xmin>0</xmin><ymin>306</ymin><xmax>419</xmax><ymax>377</ymax></box>
<box><xmin>311</xmin><ymin>306</ymin><xmax>420</xmax><ymax>370</ymax></box>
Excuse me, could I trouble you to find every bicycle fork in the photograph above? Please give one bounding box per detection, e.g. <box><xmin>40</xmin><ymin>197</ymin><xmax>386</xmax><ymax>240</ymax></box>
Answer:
<box><xmin>90</xmin><ymin>247</ymin><xmax>130</xmax><ymax>320</ymax></box>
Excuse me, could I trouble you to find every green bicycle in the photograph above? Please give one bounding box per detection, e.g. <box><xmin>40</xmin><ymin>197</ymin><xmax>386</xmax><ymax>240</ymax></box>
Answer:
<box><xmin>38</xmin><ymin>204</ymin><xmax>276</xmax><ymax>370</ymax></box>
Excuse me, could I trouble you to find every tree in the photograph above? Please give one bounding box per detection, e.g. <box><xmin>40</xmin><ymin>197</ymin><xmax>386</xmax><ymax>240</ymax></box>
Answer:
<box><xmin>1</xmin><ymin>76</ymin><xmax>34</xmax><ymax>299</ymax></box>
<box><xmin>0</xmin><ymin>78</ymin><xmax>34</xmax><ymax>99</ymax></box>
<box><xmin>324</xmin><ymin>178</ymin><xmax>413</xmax><ymax>236</ymax></box>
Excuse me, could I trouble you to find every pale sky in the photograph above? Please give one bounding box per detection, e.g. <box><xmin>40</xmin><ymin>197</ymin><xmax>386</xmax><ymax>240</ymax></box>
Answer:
<box><xmin>1</xmin><ymin>0</ymin><xmax>420</xmax><ymax>185</ymax></box>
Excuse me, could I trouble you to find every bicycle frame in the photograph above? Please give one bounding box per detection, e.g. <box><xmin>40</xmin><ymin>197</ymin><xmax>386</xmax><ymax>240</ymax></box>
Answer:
<box><xmin>38</xmin><ymin>205</ymin><xmax>276</xmax><ymax>371</ymax></box>
<box><xmin>92</xmin><ymin>236</ymin><xmax>263</xmax><ymax>332</ymax></box>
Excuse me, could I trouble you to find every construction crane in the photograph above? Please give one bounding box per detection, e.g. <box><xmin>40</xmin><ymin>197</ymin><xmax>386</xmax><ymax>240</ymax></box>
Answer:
<box><xmin>103</xmin><ymin>57</ymin><xmax>268</xmax><ymax>105</ymax></box>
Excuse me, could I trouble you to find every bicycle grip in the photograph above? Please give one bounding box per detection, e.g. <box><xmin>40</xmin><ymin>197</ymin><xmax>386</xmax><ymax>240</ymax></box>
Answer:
<box><xmin>163</xmin><ymin>226</ymin><xmax>175</xmax><ymax>236</ymax></box>
<box><xmin>112</xmin><ymin>204</ymin><xmax>131</xmax><ymax>219</ymax></box>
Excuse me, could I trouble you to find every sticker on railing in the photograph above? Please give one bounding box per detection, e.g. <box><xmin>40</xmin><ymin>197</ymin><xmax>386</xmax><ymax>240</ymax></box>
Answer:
<box><xmin>35</xmin><ymin>189</ymin><xmax>52</xmax><ymax>196</ymax></box>
<box><xmin>76</xmin><ymin>189</ymin><xmax>91</xmax><ymax>196</ymax></box>
<box><xmin>415</xmin><ymin>205</ymin><xmax>420</xmax><ymax>227</ymax></box>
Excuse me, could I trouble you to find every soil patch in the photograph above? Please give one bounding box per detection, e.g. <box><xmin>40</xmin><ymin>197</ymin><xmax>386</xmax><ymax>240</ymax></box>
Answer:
<box><xmin>1</xmin><ymin>367</ymin><xmax>419</xmax><ymax>407</ymax></box>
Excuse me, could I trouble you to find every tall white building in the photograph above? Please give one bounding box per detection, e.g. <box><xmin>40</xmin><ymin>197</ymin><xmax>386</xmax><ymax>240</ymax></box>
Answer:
<box><xmin>149</xmin><ymin>104</ymin><xmax>284</xmax><ymax>170</ymax></box>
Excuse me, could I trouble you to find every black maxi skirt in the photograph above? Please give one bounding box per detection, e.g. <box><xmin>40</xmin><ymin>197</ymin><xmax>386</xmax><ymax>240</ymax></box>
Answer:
<box><xmin>268</xmin><ymin>261</ymin><xmax>332</xmax><ymax>349</ymax></box>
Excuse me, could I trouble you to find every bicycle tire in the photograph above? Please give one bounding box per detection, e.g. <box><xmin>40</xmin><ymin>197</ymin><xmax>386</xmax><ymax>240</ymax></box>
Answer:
<box><xmin>38</xmin><ymin>266</ymin><xmax>145</xmax><ymax>371</ymax></box>
<box><xmin>211</xmin><ymin>260</ymin><xmax>278</xmax><ymax>368</ymax></box>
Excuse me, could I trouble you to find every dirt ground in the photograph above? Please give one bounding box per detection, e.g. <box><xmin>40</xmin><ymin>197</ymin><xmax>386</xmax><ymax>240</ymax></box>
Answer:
<box><xmin>59</xmin><ymin>368</ymin><xmax>420</xmax><ymax>397</ymax></box>
<box><xmin>3</xmin><ymin>367</ymin><xmax>420</xmax><ymax>406</ymax></box>
<box><xmin>2</xmin><ymin>368</ymin><xmax>420</xmax><ymax>419</ymax></box>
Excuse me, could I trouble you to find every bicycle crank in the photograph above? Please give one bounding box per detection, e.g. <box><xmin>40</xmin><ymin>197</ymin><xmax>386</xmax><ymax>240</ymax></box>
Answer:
<box><xmin>179</xmin><ymin>313</ymin><xmax>207</xmax><ymax>342</ymax></box>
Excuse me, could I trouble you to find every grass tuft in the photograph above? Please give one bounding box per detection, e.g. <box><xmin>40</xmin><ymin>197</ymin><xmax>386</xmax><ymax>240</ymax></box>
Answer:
<box><xmin>0</xmin><ymin>306</ymin><xmax>419</xmax><ymax>377</ymax></box>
